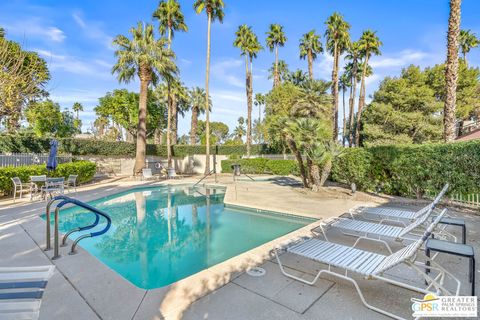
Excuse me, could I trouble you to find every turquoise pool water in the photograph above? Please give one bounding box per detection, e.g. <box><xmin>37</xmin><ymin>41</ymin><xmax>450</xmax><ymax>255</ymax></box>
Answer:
<box><xmin>44</xmin><ymin>185</ymin><xmax>314</xmax><ymax>289</ymax></box>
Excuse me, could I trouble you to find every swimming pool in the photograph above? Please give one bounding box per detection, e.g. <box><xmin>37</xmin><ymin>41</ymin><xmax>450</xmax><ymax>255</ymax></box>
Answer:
<box><xmin>44</xmin><ymin>185</ymin><xmax>314</xmax><ymax>289</ymax></box>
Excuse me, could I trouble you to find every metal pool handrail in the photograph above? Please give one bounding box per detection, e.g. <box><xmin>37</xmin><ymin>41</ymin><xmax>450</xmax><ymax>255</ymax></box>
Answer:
<box><xmin>45</xmin><ymin>195</ymin><xmax>111</xmax><ymax>259</ymax></box>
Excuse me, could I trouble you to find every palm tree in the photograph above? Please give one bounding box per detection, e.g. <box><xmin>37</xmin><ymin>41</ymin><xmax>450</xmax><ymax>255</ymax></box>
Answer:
<box><xmin>189</xmin><ymin>87</ymin><xmax>211</xmax><ymax>145</ymax></box>
<box><xmin>355</xmin><ymin>30</ymin><xmax>382</xmax><ymax>146</ymax></box>
<box><xmin>339</xmin><ymin>73</ymin><xmax>350</xmax><ymax>146</ymax></box>
<box><xmin>266</xmin><ymin>24</ymin><xmax>287</xmax><ymax>87</ymax></box>
<box><xmin>234</xmin><ymin>25</ymin><xmax>263</xmax><ymax>156</ymax></box>
<box><xmin>344</xmin><ymin>41</ymin><xmax>361</xmax><ymax>146</ymax></box>
<box><xmin>0</xmin><ymin>27</ymin><xmax>5</xmax><ymax>38</ymax></box>
<box><xmin>444</xmin><ymin>0</ymin><xmax>462</xmax><ymax>142</ymax></box>
<box><xmin>325</xmin><ymin>12</ymin><xmax>351</xmax><ymax>141</ymax></box>
<box><xmin>153</xmin><ymin>0</ymin><xmax>188</xmax><ymax>167</ymax></box>
<box><xmin>254</xmin><ymin>93</ymin><xmax>265</xmax><ymax>143</ymax></box>
<box><xmin>268</xmin><ymin>60</ymin><xmax>289</xmax><ymax>83</ymax></box>
<box><xmin>194</xmin><ymin>0</ymin><xmax>225</xmax><ymax>174</ymax></box>
<box><xmin>72</xmin><ymin>102</ymin><xmax>83</xmax><ymax>121</ymax></box>
<box><xmin>458</xmin><ymin>29</ymin><xmax>478</xmax><ymax>67</ymax></box>
<box><xmin>299</xmin><ymin>30</ymin><xmax>323</xmax><ymax>80</ymax></box>
<box><xmin>153</xmin><ymin>0</ymin><xmax>188</xmax><ymax>48</ymax></box>
<box><xmin>286</xmin><ymin>69</ymin><xmax>309</xmax><ymax>86</ymax></box>
<box><xmin>112</xmin><ymin>22</ymin><xmax>177</xmax><ymax>175</ymax></box>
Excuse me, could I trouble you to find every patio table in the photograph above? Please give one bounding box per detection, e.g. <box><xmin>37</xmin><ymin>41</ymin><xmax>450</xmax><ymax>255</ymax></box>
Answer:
<box><xmin>29</xmin><ymin>175</ymin><xmax>47</xmax><ymax>200</ymax></box>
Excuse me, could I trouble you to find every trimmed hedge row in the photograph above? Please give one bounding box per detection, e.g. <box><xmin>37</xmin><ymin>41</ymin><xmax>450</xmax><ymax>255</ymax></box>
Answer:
<box><xmin>331</xmin><ymin>140</ymin><xmax>480</xmax><ymax>197</ymax></box>
<box><xmin>221</xmin><ymin>158</ymin><xmax>299</xmax><ymax>176</ymax></box>
<box><xmin>0</xmin><ymin>135</ymin><xmax>280</xmax><ymax>157</ymax></box>
<box><xmin>0</xmin><ymin>160</ymin><xmax>96</xmax><ymax>194</ymax></box>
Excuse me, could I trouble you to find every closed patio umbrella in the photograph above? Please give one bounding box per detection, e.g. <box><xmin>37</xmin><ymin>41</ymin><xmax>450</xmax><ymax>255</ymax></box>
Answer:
<box><xmin>46</xmin><ymin>139</ymin><xmax>58</xmax><ymax>171</ymax></box>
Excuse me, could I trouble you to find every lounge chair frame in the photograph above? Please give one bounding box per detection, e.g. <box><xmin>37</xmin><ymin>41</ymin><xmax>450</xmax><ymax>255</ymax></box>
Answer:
<box><xmin>275</xmin><ymin>210</ymin><xmax>460</xmax><ymax>320</ymax></box>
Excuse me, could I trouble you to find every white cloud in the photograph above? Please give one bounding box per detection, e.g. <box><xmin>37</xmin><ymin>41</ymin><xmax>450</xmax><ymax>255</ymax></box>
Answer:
<box><xmin>2</xmin><ymin>19</ymin><xmax>65</xmax><ymax>42</ymax></box>
<box><xmin>35</xmin><ymin>49</ymin><xmax>111</xmax><ymax>77</ymax></box>
<box><xmin>211</xmin><ymin>58</ymin><xmax>245</xmax><ymax>88</ymax></box>
<box><xmin>71</xmin><ymin>11</ymin><xmax>113</xmax><ymax>49</ymax></box>
<box><xmin>370</xmin><ymin>50</ymin><xmax>430</xmax><ymax>68</ymax></box>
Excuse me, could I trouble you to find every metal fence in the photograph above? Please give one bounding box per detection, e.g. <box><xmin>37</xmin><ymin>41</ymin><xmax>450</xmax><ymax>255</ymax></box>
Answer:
<box><xmin>449</xmin><ymin>193</ymin><xmax>480</xmax><ymax>208</ymax></box>
<box><xmin>0</xmin><ymin>153</ymin><xmax>72</xmax><ymax>167</ymax></box>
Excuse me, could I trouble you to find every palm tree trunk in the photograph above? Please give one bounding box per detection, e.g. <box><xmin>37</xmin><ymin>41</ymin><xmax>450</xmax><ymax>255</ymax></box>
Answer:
<box><xmin>444</xmin><ymin>0</ymin><xmax>462</xmax><ymax>142</ymax></box>
<box><xmin>310</xmin><ymin>164</ymin><xmax>321</xmax><ymax>191</ymax></box>
<box><xmin>463</xmin><ymin>50</ymin><xmax>468</xmax><ymax>67</ymax></box>
<box><xmin>342</xmin><ymin>88</ymin><xmax>347</xmax><ymax>146</ymax></box>
<box><xmin>348</xmin><ymin>63</ymin><xmax>358</xmax><ymax>146</ymax></box>
<box><xmin>246</xmin><ymin>58</ymin><xmax>253</xmax><ymax>157</ymax></box>
<box><xmin>204</xmin><ymin>12</ymin><xmax>212</xmax><ymax>174</ymax></box>
<box><xmin>166</xmin><ymin>86</ymin><xmax>173</xmax><ymax>168</ymax></box>
<box><xmin>190</xmin><ymin>106</ymin><xmax>198</xmax><ymax>145</ymax></box>
<box><xmin>332</xmin><ymin>43</ymin><xmax>339</xmax><ymax>141</ymax></box>
<box><xmin>286</xmin><ymin>138</ymin><xmax>309</xmax><ymax>188</ymax></box>
<box><xmin>355</xmin><ymin>54</ymin><xmax>370</xmax><ymax>147</ymax></box>
<box><xmin>308</xmin><ymin>50</ymin><xmax>313</xmax><ymax>80</ymax></box>
<box><xmin>274</xmin><ymin>45</ymin><xmax>279</xmax><ymax>87</ymax></box>
<box><xmin>171</xmin><ymin>96</ymin><xmax>178</xmax><ymax>144</ymax></box>
<box><xmin>134</xmin><ymin>77</ymin><xmax>149</xmax><ymax>175</ymax></box>
<box><xmin>319</xmin><ymin>160</ymin><xmax>332</xmax><ymax>186</ymax></box>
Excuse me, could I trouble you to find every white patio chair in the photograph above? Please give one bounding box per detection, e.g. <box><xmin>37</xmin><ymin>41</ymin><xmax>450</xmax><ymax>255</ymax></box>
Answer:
<box><xmin>0</xmin><ymin>265</ymin><xmax>55</xmax><ymax>320</ymax></box>
<box><xmin>10</xmin><ymin>177</ymin><xmax>31</xmax><ymax>203</ymax></box>
<box><xmin>319</xmin><ymin>206</ymin><xmax>455</xmax><ymax>253</ymax></box>
<box><xmin>64</xmin><ymin>175</ymin><xmax>78</xmax><ymax>193</ymax></box>
<box><xmin>41</xmin><ymin>178</ymin><xmax>65</xmax><ymax>200</ymax></box>
<box><xmin>275</xmin><ymin>209</ymin><xmax>459</xmax><ymax>320</ymax></box>
<box><xmin>142</xmin><ymin>168</ymin><xmax>155</xmax><ymax>181</ymax></box>
<box><xmin>351</xmin><ymin>183</ymin><xmax>449</xmax><ymax>224</ymax></box>
<box><xmin>29</xmin><ymin>175</ymin><xmax>47</xmax><ymax>201</ymax></box>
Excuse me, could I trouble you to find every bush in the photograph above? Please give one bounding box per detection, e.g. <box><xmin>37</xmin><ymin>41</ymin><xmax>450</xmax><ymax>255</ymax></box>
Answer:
<box><xmin>265</xmin><ymin>160</ymin><xmax>298</xmax><ymax>175</ymax></box>
<box><xmin>0</xmin><ymin>160</ymin><xmax>96</xmax><ymax>194</ymax></box>
<box><xmin>331</xmin><ymin>140</ymin><xmax>480</xmax><ymax>197</ymax></box>
<box><xmin>0</xmin><ymin>134</ymin><xmax>283</xmax><ymax>157</ymax></box>
<box><xmin>221</xmin><ymin>158</ymin><xmax>298</xmax><ymax>175</ymax></box>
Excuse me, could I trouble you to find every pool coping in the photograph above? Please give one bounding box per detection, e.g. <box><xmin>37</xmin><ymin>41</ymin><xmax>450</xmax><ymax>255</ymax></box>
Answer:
<box><xmin>10</xmin><ymin>179</ymin><xmax>326</xmax><ymax>320</ymax></box>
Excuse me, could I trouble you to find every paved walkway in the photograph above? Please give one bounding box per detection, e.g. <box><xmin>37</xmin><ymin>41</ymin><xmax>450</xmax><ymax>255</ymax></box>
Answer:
<box><xmin>0</xmin><ymin>175</ymin><xmax>477</xmax><ymax>319</ymax></box>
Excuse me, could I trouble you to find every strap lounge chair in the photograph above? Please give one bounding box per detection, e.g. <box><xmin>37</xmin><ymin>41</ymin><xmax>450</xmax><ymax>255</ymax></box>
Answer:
<box><xmin>0</xmin><ymin>265</ymin><xmax>55</xmax><ymax>320</ymax></box>
<box><xmin>351</xmin><ymin>183</ymin><xmax>449</xmax><ymax>224</ymax></box>
<box><xmin>64</xmin><ymin>175</ymin><xmax>78</xmax><ymax>193</ymax></box>
<box><xmin>275</xmin><ymin>209</ymin><xmax>460</xmax><ymax>320</ymax></box>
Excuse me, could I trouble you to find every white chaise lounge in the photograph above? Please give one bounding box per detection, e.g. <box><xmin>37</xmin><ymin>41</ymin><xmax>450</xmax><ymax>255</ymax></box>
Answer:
<box><xmin>275</xmin><ymin>209</ymin><xmax>460</xmax><ymax>320</ymax></box>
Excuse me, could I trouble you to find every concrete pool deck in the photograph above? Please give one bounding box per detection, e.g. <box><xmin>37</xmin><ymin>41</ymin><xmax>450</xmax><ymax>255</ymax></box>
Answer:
<box><xmin>0</xmin><ymin>174</ymin><xmax>478</xmax><ymax>319</ymax></box>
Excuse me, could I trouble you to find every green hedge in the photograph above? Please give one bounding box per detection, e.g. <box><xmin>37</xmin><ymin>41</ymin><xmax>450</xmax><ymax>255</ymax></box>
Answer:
<box><xmin>0</xmin><ymin>160</ymin><xmax>96</xmax><ymax>194</ymax></box>
<box><xmin>331</xmin><ymin>140</ymin><xmax>480</xmax><ymax>197</ymax></box>
<box><xmin>0</xmin><ymin>135</ymin><xmax>280</xmax><ymax>157</ymax></box>
<box><xmin>221</xmin><ymin>158</ymin><xmax>298</xmax><ymax>175</ymax></box>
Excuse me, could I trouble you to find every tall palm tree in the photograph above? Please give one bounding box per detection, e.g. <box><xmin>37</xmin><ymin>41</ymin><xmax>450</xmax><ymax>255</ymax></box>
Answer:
<box><xmin>325</xmin><ymin>12</ymin><xmax>351</xmax><ymax>141</ymax></box>
<box><xmin>355</xmin><ymin>30</ymin><xmax>382</xmax><ymax>146</ymax></box>
<box><xmin>458</xmin><ymin>29</ymin><xmax>478</xmax><ymax>67</ymax></box>
<box><xmin>344</xmin><ymin>41</ymin><xmax>361</xmax><ymax>146</ymax></box>
<box><xmin>112</xmin><ymin>22</ymin><xmax>177</xmax><ymax>175</ymax></box>
<box><xmin>266</xmin><ymin>24</ymin><xmax>287</xmax><ymax>87</ymax></box>
<box><xmin>234</xmin><ymin>25</ymin><xmax>263</xmax><ymax>156</ymax></box>
<box><xmin>299</xmin><ymin>30</ymin><xmax>323</xmax><ymax>80</ymax></box>
<box><xmin>444</xmin><ymin>0</ymin><xmax>462</xmax><ymax>142</ymax></box>
<box><xmin>194</xmin><ymin>0</ymin><xmax>225</xmax><ymax>174</ymax></box>
<box><xmin>72</xmin><ymin>102</ymin><xmax>83</xmax><ymax>121</ymax></box>
<box><xmin>153</xmin><ymin>0</ymin><xmax>188</xmax><ymax>167</ymax></box>
<box><xmin>339</xmin><ymin>73</ymin><xmax>350</xmax><ymax>146</ymax></box>
<box><xmin>254</xmin><ymin>93</ymin><xmax>265</xmax><ymax>143</ymax></box>
<box><xmin>189</xmin><ymin>87</ymin><xmax>211</xmax><ymax>145</ymax></box>
<box><xmin>268</xmin><ymin>60</ymin><xmax>289</xmax><ymax>83</ymax></box>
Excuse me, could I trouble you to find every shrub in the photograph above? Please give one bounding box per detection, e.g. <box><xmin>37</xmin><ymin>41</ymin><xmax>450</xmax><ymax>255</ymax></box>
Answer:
<box><xmin>0</xmin><ymin>134</ymin><xmax>283</xmax><ymax>157</ymax></box>
<box><xmin>265</xmin><ymin>160</ymin><xmax>298</xmax><ymax>175</ymax></box>
<box><xmin>0</xmin><ymin>160</ymin><xmax>96</xmax><ymax>194</ymax></box>
<box><xmin>331</xmin><ymin>140</ymin><xmax>480</xmax><ymax>197</ymax></box>
<box><xmin>221</xmin><ymin>158</ymin><xmax>298</xmax><ymax>175</ymax></box>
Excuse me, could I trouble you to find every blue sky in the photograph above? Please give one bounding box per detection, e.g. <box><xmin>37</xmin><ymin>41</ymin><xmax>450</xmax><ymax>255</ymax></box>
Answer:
<box><xmin>2</xmin><ymin>0</ymin><xmax>480</xmax><ymax>136</ymax></box>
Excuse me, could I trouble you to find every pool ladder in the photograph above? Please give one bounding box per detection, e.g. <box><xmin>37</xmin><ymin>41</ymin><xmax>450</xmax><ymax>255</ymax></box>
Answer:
<box><xmin>44</xmin><ymin>195</ymin><xmax>111</xmax><ymax>260</ymax></box>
